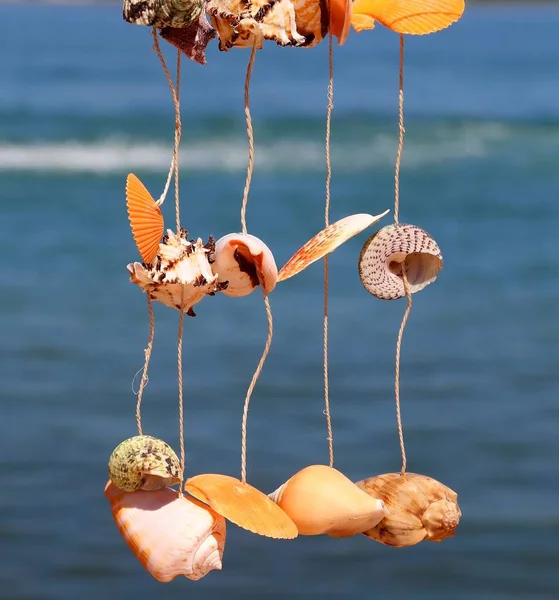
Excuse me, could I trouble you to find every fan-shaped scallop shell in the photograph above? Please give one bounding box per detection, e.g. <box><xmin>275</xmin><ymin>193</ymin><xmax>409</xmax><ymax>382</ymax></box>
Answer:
<box><xmin>105</xmin><ymin>482</ymin><xmax>226</xmax><ymax>581</ymax></box>
<box><xmin>184</xmin><ymin>473</ymin><xmax>298</xmax><ymax>539</ymax></box>
<box><xmin>358</xmin><ymin>223</ymin><xmax>443</xmax><ymax>300</ymax></box>
<box><xmin>108</xmin><ymin>435</ymin><xmax>182</xmax><ymax>492</ymax></box>
<box><xmin>356</xmin><ymin>472</ymin><xmax>461</xmax><ymax>547</ymax></box>
<box><xmin>123</xmin><ymin>0</ymin><xmax>204</xmax><ymax>28</ymax></box>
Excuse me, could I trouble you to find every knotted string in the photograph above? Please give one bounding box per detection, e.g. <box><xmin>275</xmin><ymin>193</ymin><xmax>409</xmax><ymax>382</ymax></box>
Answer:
<box><xmin>135</xmin><ymin>295</ymin><xmax>155</xmax><ymax>436</ymax></box>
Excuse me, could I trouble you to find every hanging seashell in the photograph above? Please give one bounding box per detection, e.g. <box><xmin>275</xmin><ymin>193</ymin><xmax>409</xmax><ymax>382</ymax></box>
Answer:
<box><xmin>108</xmin><ymin>435</ymin><xmax>182</xmax><ymax>492</ymax></box>
<box><xmin>125</xmin><ymin>173</ymin><xmax>227</xmax><ymax>316</ymax></box>
<box><xmin>206</xmin><ymin>0</ymin><xmax>351</xmax><ymax>51</ymax></box>
<box><xmin>268</xmin><ymin>465</ymin><xmax>387</xmax><ymax>537</ymax></box>
<box><xmin>358</xmin><ymin>223</ymin><xmax>443</xmax><ymax>300</ymax></box>
<box><xmin>123</xmin><ymin>0</ymin><xmax>204</xmax><ymax>28</ymax></box>
<box><xmin>350</xmin><ymin>0</ymin><xmax>465</xmax><ymax>35</ymax></box>
<box><xmin>184</xmin><ymin>473</ymin><xmax>299</xmax><ymax>539</ymax></box>
<box><xmin>105</xmin><ymin>481</ymin><xmax>226</xmax><ymax>581</ymax></box>
<box><xmin>356</xmin><ymin>472</ymin><xmax>461</xmax><ymax>547</ymax></box>
<box><xmin>278</xmin><ymin>210</ymin><xmax>389</xmax><ymax>282</ymax></box>
<box><xmin>160</xmin><ymin>14</ymin><xmax>217</xmax><ymax>66</ymax></box>
<box><xmin>211</xmin><ymin>233</ymin><xmax>278</xmax><ymax>297</ymax></box>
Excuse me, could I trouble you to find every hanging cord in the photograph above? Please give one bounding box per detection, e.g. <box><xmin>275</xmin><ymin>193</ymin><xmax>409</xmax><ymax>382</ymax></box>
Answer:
<box><xmin>152</xmin><ymin>29</ymin><xmax>182</xmax><ymax>231</ymax></box>
<box><xmin>393</xmin><ymin>34</ymin><xmax>411</xmax><ymax>476</ymax></box>
<box><xmin>323</xmin><ymin>29</ymin><xmax>335</xmax><ymax>468</ymax></box>
<box><xmin>135</xmin><ymin>295</ymin><xmax>155</xmax><ymax>436</ymax></box>
<box><xmin>240</xmin><ymin>43</ymin><xmax>258</xmax><ymax>235</ymax></box>
<box><xmin>237</xmin><ymin>42</ymin><xmax>274</xmax><ymax>484</ymax></box>
<box><xmin>177</xmin><ymin>308</ymin><xmax>186</xmax><ymax>496</ymax></box>
<box><xmin>240</xmin><ymin>274</ymin><xmax>273</xmax><ymax>484</ymax></box>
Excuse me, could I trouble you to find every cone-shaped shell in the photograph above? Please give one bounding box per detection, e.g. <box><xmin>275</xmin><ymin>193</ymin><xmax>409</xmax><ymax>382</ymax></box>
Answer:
<box><xmin>278</xmin><ymin>211</ymin><xmax>389</xmax><ymax>282</ymax></box>
<box><xmin>123</xmin><ymin>0</ymin><xmax>204</xmax><ymax>28</ymax></box>
<box><xmin>358</xmin><ymin>223</ymin><xmax>443</xmax><ymax>300</ymax></box>
<box><xmin>184</xmin><ymin>473</ymin><xmax>298</xmax><ymax>539</ymax></box>
<box><xmin>105</xmin><ymin>482</ymin><xmax>226</xmax><ymax>581</ymax></box>
<box><xmin>108</xmin><ymin>435</ymin><xmax>181</xmax><ymax>492</ymax></box>
<box><xmin>126</xmin><ymin>173</ymin><xmax>164</xmax><ymax>265</ymax></box>
<box><xmin>351</xmin><ymin>0</ymin><xmax>465</xmax><ymax>35</ymax></box>
<box><xmin>211</xmin><ymin>233</ymin><xmax>278</xmax><ymax>297</ymax></box>
<box><xmin>356</xmin><ymin>472</ymin><xmax>461</xmax><ymax>547</ymax></box>
<box><xmin>268</xmin><ymin>465</ymin><xmax>387</xmax><ymax>537</ymax></box>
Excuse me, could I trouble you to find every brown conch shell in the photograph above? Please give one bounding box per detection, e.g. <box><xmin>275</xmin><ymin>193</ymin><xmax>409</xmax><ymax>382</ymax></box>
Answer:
<box><xmin>356</xmin><ymin>472</ymin><xmax>461</xmax><ymax>547</ymax></box>
<box><xmin>358</xmin><ymin>223</ymin><xmax>443</xmax><ymax>300</ymax></box>
<box><xmin>207</xmin><ymin>0</ymin><xmax>352</xmax><ymax>51</ymax></box>
<box><xmin>108</xmin><ymin>435</ymin><xmax>182</xmax><ymax>492</ymax></box>
<box><xmin>278</xmin><ymin>211</ymin><xmax>389</xmax><ymax>282</ymax></box>
<box><xmin>185</xmin><ymin>473</ymin><xmax>299</xmax><ymax>539</ymax></box>
<box><xmin>211</xmin><ymin>233</ymin><xmax>278</xmax><ymax>297</ymax></box>
<box><xmin>268</xmin><ymin>465</ymin><xmax>387</xmax><ymax>537</ymax></box>
<box><xmin>105</xmin><ymin>482</ymin><xmax>226</xmax><ymax>581</ymax></box>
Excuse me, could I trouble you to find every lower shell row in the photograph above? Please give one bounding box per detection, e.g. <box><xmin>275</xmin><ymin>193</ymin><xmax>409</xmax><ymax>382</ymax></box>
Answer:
<box><xmin>106</xmin><ymin>435</ymin><xmax>461</xmax><ymax>582</ymax></box>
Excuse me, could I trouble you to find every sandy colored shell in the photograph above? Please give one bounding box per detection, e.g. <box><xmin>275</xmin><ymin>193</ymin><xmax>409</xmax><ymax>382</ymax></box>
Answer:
<box><xmin>211</xmin><ymin>233</ymin><xmax>278</xmax><ymax>297</ymax></box>
<box><xmin>105</xmin><ymin>482</ymin><xmax>226</xmax><ymax>581</ymax></box>
<box><xmin>108</xmin><ymin>435</ymin><xmax>182</xmax><ymax>492</ymax></box>
<box><xmin>185</xmin><ymin>473</ymin><xmax>299</xmax><ymax>539</ymax></box>
<box><xmin>269</xmin><ymin>465</ymin><xmax>387</xmax><ymax>537</ymax></box>
<box><xmin>351</xmin><ymin>0</ymin><xmax>465</xmax><ymax>35</ymax></box>
<box><xmin>356</xmin><ymin>472</ymin><xmax>461</xmax><ymax>547</ymax></box>
<box><xmin>358</xmin><ymin>223</ymin><xmax>443</xmax><ymax>300</ymax></box>
<box><xmin>278</xmin><ymin>211</ymin><xmax>389</xmax><ymax>282</ymax></box>
<box><xmin>123</xmin><ymin>0</ymin><xmax>203</xmax><ymax>28</ymax></box>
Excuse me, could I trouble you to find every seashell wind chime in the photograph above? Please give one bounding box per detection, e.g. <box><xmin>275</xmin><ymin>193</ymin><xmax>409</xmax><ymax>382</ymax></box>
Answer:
<box><xmin>104</xmin><ymin>0</ymin><xmax>466</xmax><ymax>583</ymax></box>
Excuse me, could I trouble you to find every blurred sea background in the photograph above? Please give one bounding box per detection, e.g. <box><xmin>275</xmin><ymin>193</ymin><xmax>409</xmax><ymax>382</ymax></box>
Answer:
<box><xmin>1</xmin><ymin>2</ymin><xmax>558</xmax><ymax>599</ymax></box>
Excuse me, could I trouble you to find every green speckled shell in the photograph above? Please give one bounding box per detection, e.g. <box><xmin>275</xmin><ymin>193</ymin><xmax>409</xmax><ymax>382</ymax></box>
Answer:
<box><xmin>108</xmin><ymin>435</ymin><xmax>182</xmax><ymax>492</ymax></box>
<box><xmin>123</xmin><ymin>0</ymin><xmax>204</xmax><ymax>28</ymax></box>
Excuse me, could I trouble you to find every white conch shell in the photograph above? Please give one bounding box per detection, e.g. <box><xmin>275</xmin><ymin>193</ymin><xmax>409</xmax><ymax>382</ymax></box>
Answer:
<box><xmin>358</xmin><ymin>223</ymin><xmax>443</xmax><ymax>300</ymax></box>
<box><xmin>128</xmin><ymin>230</ymin><xmax>227</xmax><ymax>316</ymax></box>
<box><xmin>278</xmin><ymin>211</ymin><xmax>389</xmax><ymax>282</ymax></box>
<box><xmin>105</xmin><ymin>481</ymin><xmax>226</xmax><ymax>582</ymax></box>
<box><xmin>356</xmin><ymin>472</ymin><xmax>461</xmax><ymax>547</ymax></box>
<box><xmin>211</xmin><ymin>233</ymin><xmax>278</xmax><ymax>297</ymax></box>
<box><xmin>268</xmin><ymin>465</ymin><xmax>387</xmax><ymax>537</ymax></box>
<box><xmin>108</xmin><ymin>435</ymin><xmax>181</xmax><ymax>492</ymax></box>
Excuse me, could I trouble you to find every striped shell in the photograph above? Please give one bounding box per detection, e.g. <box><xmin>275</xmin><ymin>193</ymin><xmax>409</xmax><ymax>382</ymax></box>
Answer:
<box><xmin>108</xmin><ymin>435</ymin><xmax>182</xmax><ymax>492</ymax></box>
<box><xmin>358</xmin><ymin>223</ymin><xmax>443</xmax><ymax>300</ymax></box>
<box><xmin>123</xmin><ymin>0</ymin><xmax>204</xmax><ymax>28</ymax></box>
<box><xmin>105</xmin><ymin>482</ymin><xmax>226</xmax><ymax>581</ymax></box>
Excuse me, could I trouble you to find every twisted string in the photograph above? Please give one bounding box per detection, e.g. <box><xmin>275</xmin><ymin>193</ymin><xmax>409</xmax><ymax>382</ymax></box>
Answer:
<box><xmin>237</xmin><ymin>43</ymin><xmax>274</xmax><ymax>483</ymax></box>
<box><xmin>177</xmin><ymin>307</ymin><xmax>186</xmax><ymax>496</ymax></box>
<box><xmin>152</xmin><ymin>29</ymin><xmax>182</xmax><ymax>231</ymax></box>
<box><xmin>135</xmin><ymin>294</ymin><xmax>155</xmax><ymax>436</ymax></box>
<box><xmin>240</xmin><ymin>43</ymin><xmax>258</xmax><ymax>235</ymax></box>
<box><xmin>393</xmin><ymin>34</ymin><xmax>411</xmax><ymax>476</ymax></box>
<box><xmin>323</xmin><ymin>30</ymin><xmax>335</xmax><ymax>468</ymax></box>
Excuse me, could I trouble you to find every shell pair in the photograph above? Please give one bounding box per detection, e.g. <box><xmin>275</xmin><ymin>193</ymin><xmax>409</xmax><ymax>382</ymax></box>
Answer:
<box><xmin>106</xmin><ymin>435</ymin><xmax>226</xmax><ymax>582</ymax></box>
<box><xmin>356</xmin><ymin>472</ymin><xmax>462</xmax><ymax>547</ymax></box>
<box><xmin>126</xmin><ymin>172</ymin><xmax>389</xmax><ymax>313</ymax></box>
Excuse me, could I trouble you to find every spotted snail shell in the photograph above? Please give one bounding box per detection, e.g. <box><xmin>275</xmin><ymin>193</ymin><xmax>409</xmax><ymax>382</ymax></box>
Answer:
<box><xmin>358</xmin><ymin>223</ymin><xmax>443</xmax><ymax>300</ymax></box>
<box><xmin>108</xmin><ymin>435</ymin><xmax>182</xmax><ymax>492</ymax></box>
<box><xmin>105</xmin><ymin>482</ymin><xmax>226</xmax><ymax>581</ymax></box>
<box><xmin>356</xmin><ymin>472</ymin><xmax>461</xmax><ymax>547</ymax></box>
<box><xmin>123</xmin><ymin>0</ymin><xmax>204</xmax><ymax>28</ymax></box>
<box><xmin>269</xmin><ymin>465</ymin><xmax>387</xmax><ymax>537</ymax></box>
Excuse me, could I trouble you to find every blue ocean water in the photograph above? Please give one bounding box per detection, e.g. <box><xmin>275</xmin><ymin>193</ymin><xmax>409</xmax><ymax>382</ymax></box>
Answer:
<box><xmin>0</xmin><ymin>3</ymin><xmax>558</xmax><ymax>599</ymax></box>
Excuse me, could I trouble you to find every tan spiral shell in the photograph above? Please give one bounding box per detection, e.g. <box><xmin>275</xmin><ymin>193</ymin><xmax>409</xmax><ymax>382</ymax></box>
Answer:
<box><xmin>358</xmin><ymin>223</ymin><xmax>443</xmax><ymax>300</ymax></box>
<box><xmin>108</xmin><ymin>435</ymin><xmax>182</xmax><ymax>492</ymax></box>
<box><xmin>356</xmin><ymin>472</ymin><xmax>461</xmax><ymax>547</ymax></box>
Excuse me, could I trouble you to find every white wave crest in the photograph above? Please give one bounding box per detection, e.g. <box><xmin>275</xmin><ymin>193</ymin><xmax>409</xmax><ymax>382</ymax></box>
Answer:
<box><xmin>0</xmin><ymin>125</ymin><xmax>510</xmax><ymax>174</ymax></box>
